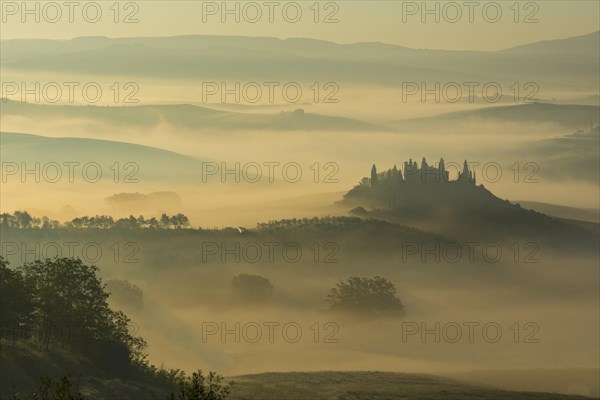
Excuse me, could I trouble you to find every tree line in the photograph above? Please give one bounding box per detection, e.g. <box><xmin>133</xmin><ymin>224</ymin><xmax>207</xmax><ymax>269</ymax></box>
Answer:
<box><xmin>0</xmin><ymin>211</ymin><xmax>190</xmax><ymax>230</ymax></box>
<box><xmin>1</xmin><ymin>212</ymin><xmax>376</xmax><ymax>232</ymax></box>
<box><xmin>256</xmin><ymin>216</ymin><xmax>366</xmax><ymax>231</ymax></box>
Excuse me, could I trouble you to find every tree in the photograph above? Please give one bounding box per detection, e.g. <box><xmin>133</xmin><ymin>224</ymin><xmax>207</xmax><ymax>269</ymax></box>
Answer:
<box><xmin>114</xmin><ymin>215</ymin><xmax>140</xmax><ymax>229</ymax></box>
<box><xmin>171</xmin><ymin>213</ymin><xmax>190</xmax><ymax>229</ymax></box>
<box><xmin>19</xmin><ymin>258</ymin><xmax>110</xmax><ymax>340</ymax></box>
<box><xmin>41</xmin><ymin>216</ymin><xmax>51</xmax><ymax>229</ymax></box>
<box><xmin>160</xmin><ymin>213</ymin><xmax>171</xmax><ymax>229</ymax></box>
<box><xmin>17</xmin><ymin>258</ymin><xmax>146</xmax><ymax>373</ymax></box>
<box><xmin>231</xmin><ymin>274</ymin><xmax>273</xmax><ymax>303</ymax></box>
<box><xmin>0</xmin><ymin>213</ymin><xmax>16</xmax><ymax>227</ymax></box>
<box><xmin>0</xmin><ymin>257</ymin><xmax>35</xmax><ymax>346</ymax></box>
<box><xmin>13</xmin><ymin>210</ymin><xmax>33</xmax><ymax>228</ymax></box>
<box><xmin>349</xmin><ymin>206</ymin><xmax>367</xmax><ymax>216</ymax></box>
<box><xmin>106</xmin><ymin>279</ymin><xmax>144</xmax><ymax>311</ymax></box>
<box><xmin>326</xmin><ymin>276</ymin><xmax>405</xmax><ymax>318</ymax></box>
<box><xmin>89</xmin><ymin>215</ymin><xmax>114</xmax><ymax>229</ymax></box>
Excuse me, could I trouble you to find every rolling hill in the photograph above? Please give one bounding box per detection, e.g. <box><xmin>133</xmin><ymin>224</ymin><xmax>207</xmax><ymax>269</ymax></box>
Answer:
<box><xmin>229</xmin><ymin>371</ymin><xmax>596</xmax><ymax>400</ymax></box>
<box><xmin>516</xmin><ymin>201</ymin><xmax>599</xmax><ymax>223</ymax></box>
<box><xmin>342</xmin><ymin>167</ymin><xmax>599</xmax><ymax>252</ymax></box>
<box><xmin>510</xmin><ymin>128</ymin><xmax>599</xmax><ymax>183</ymax></box>
<box><xmin>392</xmin><ymin>103</ymin><xmax>600</xmax><ymax>132</ymax></box>
<box><xmin>0</xmin><ymin>131</ymin><xmax>206</xmax><ymax>182</ymax></box>
<box><xmin>0</xmin><ymin>100</ymin><xmax>385</xmax><ymax>132</ymax></box>
<box><xmin>2</xmin><ymin>343</ymin><xmax>595</xmax><ymax>400</ymax></box>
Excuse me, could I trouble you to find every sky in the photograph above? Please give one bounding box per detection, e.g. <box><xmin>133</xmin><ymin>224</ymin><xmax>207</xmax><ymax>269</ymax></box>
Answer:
<box><xmin>0</xmin><ymin>1</ymin><xmax>598</xmax><ymax>50</ymax></box>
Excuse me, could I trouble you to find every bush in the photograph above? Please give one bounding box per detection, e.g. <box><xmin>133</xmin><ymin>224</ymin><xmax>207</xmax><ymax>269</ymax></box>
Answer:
<box><xmin>12</xmin><ymin>375</ymin><xmax>85</xmax><ymax>400</ymax></box>
<box><xmin>168</xmin><ymin>370</ymin><xmax>233</xmax><ymax>400</ymax></box>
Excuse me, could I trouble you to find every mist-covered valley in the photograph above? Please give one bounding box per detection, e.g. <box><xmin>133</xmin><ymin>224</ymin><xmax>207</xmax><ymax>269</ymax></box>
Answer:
<box><xmin>1</xmin><ymin>21</ymin><xmax>599</xmax><ymax>400</ymax></box>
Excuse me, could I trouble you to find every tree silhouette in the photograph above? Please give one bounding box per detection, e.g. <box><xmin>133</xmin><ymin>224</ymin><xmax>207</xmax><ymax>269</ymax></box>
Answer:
<box><xmin>106</xmin><ymin>279</ymin><xmax>144</xmax><ymax>311</ymax></box>
<box><xmin>160</xmin><ymin>213</ymin><xmax>172</xmax><ymax>229</ymax></box>
<box><xmin>0</xmin><ymin>256</ymin><xmax>35</xmax><ymax>346</ymax></box>
<box><xmin>17</xmin><ymin>258</ymin><xmax>146</xmax><ymax>372</ymax></box>
<box><xmin>326</xmin><ymin>276</ymin><xmax>405</xmax><ymax>318</ymax></box>
<box><xmin>171</xmin><ymin>213</ymin><xmax>190</xmax><ymax>229</ymax></box>
<box><xmin>231</xmin><ymin>274</ymin><xmax>273</xmax><ymax>303</ymax></box>
<box><xmin>12</xmin><ymin>211</ymin><xmax>33</xmax><ymax>228</ymax></box>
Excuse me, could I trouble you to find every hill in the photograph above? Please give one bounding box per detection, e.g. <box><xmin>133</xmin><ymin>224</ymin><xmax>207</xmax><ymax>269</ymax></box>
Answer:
<box><xmin>2</xmin><ymin>346</ymin><xmax>594</xmax><ymax>400</ymax></box>
<box><xmin>393</xmin><ymin>103</ymin><xmax>600</xmax><ymax>132</ymax></box>
<box><xmin>228</xmin><ymin>371</ymin><xmax>594</xmax><ymax>400</ymax></box>
<box><xmin>342</xmin><ymin>162</ymin><xmax>599</xmax><ymax>251</ymax></box>
<box><xmin>449</xmin><ymin>369</ymin><xmax>600</xmax><ymax>399</ymax></box>
<box><xmin>516</xmin><ymin>201</ymin><xmax>599</xmax><ymax>223</ymax></box>
<box><xmin>0</xmin><ymin>131</ymin><xmax>207</xmax><ymax>183</ymax></box>
<box><xmin>0</xmin><ymin>343</ymin><xmax>174</xmax><ymax>400</ymax></box>
<box><xmin>0</xmin><ymin>100</ymin><xmax>384</xmax><ymax>132</ymax></box>
<box><xmin>511</xmin><ymin>129</ymin><xmax>599</xmax><ymax>183</ymax></box>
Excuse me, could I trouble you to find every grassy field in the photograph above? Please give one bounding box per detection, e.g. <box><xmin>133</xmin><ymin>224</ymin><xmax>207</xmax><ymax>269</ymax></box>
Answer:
<box><xmin>1</xmin><ymin>343</ymin><xmax>597</xmax><ymax>399</ymax></box>
<box><xmin>448</xmin><ymin>369</ymin><xmax>599</xmax><ymax>399</ymax></box>
<box><xmin>228</xmin><ymin>371</ymin><xmax>597</xmax><ymax>400</ymax></box>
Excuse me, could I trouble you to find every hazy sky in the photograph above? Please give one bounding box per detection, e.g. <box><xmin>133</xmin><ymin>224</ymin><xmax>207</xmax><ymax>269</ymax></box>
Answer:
<box><xmin>0</xmin><ymin>1</ymin><xmax>598</xmax><ymax>50</ymax></box>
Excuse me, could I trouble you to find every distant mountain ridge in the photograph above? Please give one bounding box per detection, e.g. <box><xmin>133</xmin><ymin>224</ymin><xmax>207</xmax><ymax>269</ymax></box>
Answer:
<box><xmin>2</xmin><ymin>32</ymin><xmax>598</xmax><ymax>90</ymax></box>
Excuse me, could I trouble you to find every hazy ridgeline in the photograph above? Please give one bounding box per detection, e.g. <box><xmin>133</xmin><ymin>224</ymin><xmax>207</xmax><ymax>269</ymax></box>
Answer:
<box><xmin>1</xmin><ymin>26</ymin><xmax>599</xmax><ymax>400</ymax></box>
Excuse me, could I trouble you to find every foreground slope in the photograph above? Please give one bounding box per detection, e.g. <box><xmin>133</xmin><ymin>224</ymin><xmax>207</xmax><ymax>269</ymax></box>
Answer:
<box><xmin>1</xmin><ymin>346</ymin><xmax>594</xmax><ymax>400</ymax></box>
<box><xmin>229</xmin><ymin>371</ymin><xmax>594</xmax><ymax>400</ymax></box>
